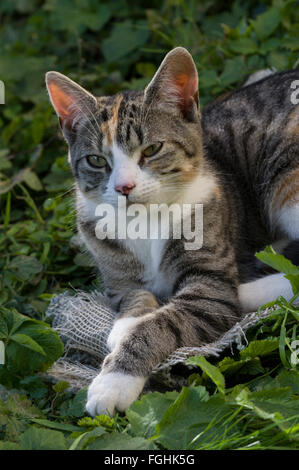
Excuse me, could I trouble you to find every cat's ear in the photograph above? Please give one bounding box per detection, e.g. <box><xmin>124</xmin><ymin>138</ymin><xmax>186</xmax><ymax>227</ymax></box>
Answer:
<box><xmin>144</xmin><ymin>47</ymin><xmax>199</xmax><ymax>120</ymax></box>
<box><xmin>46</xmin><ymin>71</ymin><xmax>97</xmax><ymax>131</ymax></box>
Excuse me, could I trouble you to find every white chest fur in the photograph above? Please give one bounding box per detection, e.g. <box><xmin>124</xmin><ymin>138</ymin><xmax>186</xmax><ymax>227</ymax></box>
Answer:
<box><xmin>121</xmin><ymin>235</ymin><xmax>171</xmax><ymax>298</ymax></box>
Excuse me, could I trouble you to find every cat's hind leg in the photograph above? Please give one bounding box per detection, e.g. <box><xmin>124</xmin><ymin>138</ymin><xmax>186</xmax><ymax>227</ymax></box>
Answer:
<box><xmin>239</xmin><ymin>272</ymin><xmax>296</xmax><ymax>313</ymax></box>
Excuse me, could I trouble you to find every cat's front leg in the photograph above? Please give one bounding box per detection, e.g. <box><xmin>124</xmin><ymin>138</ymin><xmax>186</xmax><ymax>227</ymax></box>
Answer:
<box><xmin>85</xmin><ymin>371</ymin><xmax>147</xmax><ymax>417</ymax></box>
<box><xmin>86</xmin><ymin>285</ymin><xmax>240</xmax><ymax>416</ymax></box>
<box><xmin>107</xmin><ymin>289</ymin><xmax>159</xmax><ymax>351</ymax></box>
<box><xmin>86</xmin><ymin>310</ymin><xmax>161</xmax><ymax>417</ymax></box>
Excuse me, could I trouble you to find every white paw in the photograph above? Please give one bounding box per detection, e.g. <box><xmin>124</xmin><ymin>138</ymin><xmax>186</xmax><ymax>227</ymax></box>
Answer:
<box><xmin>107</xmin><ymin>317</ymin><xmax>142</xmax><ymax>351</ymax></box>
<box><xmin>86</xmin><ymin>372</ymin><xmax>146</xmax><ymax>416</ymax></box>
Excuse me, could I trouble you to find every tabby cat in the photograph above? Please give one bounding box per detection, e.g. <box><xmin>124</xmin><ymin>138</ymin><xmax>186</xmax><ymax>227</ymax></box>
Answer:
<box><xmin>46</xmin><ymin>47</ymin><xmax>299</xmax><ymax>416</ymax></box>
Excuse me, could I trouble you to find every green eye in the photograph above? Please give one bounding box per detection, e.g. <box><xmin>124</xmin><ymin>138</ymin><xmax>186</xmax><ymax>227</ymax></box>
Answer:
<box><xmin>142</xmin><ymin>142</ymin><xmax>163</xmax><ymax>158</ymax></box>
<box><xmin>86</xmin><ymin>155</ymin><xmax>107</xmax><ymax>169</ymax></box>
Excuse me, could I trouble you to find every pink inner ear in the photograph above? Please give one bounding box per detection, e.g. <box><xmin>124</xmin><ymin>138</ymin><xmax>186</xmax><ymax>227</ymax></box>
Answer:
<box><xmin>174</xmin><ymin>73</ymin><xmax>198</xmax><ymax>110</ymax></box>
<box><xmin>48</xmin><ymin>82</ymin><xmax>75</xmax><ymax>119</ymax></box>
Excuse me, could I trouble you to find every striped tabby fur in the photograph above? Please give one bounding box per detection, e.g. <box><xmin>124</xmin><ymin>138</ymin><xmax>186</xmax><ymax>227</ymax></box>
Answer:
<box><xmin>46</xmin><ymin>48</ymin><xmax>299</xmax><ymax>416</ymax></box>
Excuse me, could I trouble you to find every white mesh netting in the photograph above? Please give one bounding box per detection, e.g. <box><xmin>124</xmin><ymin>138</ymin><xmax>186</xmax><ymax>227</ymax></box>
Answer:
<box><xmin>45</xmin><ymin>290</ymin><xmax>275</xmax><ymax>391</ymax></box>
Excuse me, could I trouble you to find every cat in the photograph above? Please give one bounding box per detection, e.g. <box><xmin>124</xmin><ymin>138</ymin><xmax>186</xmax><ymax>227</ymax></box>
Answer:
<box><xmin>46</xmin><ymin>47</ymin><xmax>299</xmax><ymax>416</ymax></box>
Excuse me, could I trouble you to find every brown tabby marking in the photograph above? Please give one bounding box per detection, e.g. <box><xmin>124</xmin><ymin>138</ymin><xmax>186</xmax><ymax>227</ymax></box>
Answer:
<box><xmin>101</xmin><ymin>95</ymin><xmax>123</xmax><ymax>146</ymax></box>
<box><xmin>272</xmin><ymin>168</ymin><xmax>299</xmax><ymax>209</ymax></box>
<box><xmin>285</xmin><ymin>107</ymin><xmax>299</xmax><ymax>136</ymax></box>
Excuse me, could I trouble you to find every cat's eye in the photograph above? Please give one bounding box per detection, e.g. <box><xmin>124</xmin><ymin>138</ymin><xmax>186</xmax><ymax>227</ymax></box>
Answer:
<box><xmin>86</xmin><ymin>155</ymin><xmax>107</xmax><ymax>169</ymax></box>
<box><xmin>142</xmin><ymin>142</ymin><xmax>163</xmax><ymax>158</ymax></box>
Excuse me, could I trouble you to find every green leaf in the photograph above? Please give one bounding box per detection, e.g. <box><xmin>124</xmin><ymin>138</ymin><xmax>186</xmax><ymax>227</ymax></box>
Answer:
<box><xmin>219</xmin><ymin>56</ymin><xmax>248</xmax><ymax>87</ymax></box>
<box><xmin>87</xmin><ymin>433</ymin><xmax>156</xmax><ymax>450</ymax></box>
<box><xmin>279</xmin><ymin>318</ymin><xmax>289</xmax><ymax>368</ymax></box>
<box><xmin>0</xmin><ymin>149</ymin><xmax>12</xmax><ymax>170</ymax></box>
<box><xmin>43</xmin><ymin>156</ymin><xmax>73</xmax><ymax>193</ymax></box>
<box><xmin>256</xmin><ymin>247</ymin><xmax>299</xmax><ymax>295</ymax></box>
<box><xmin>0</xmin><ymin>315</ymin><xmax>8</xmax><ymax>338</ymax></box>
<box><xmin>0</xmin><ymin>441</ymin><xmax>24</xmax><ymax>450</ymax></box>
<box><xmin>136</xmin><ymin>62</ymin><xmax>156</xmax><ymax>77</ymax></box>
<box><xmin>60</xmin><ymin>388</ymin><xmax>87</xmax><ymax>418</ymax></box>
<box><xmin>251</xmin><ymin>7</ymin><xmax>281</xmax><ymax>41</ymax></box>
<box><xmin>284</xmin><ymin>274</ymin><xmax>299</xmax><ymax>296</ymax></box>
<box><xmin>198</xmin><ymin>69</ymin><xmax>218</xmax><ymax>88</ymax></box>
<box><xmin>259</xmin><ymin>37</ymin><xmax>281</xmax><ymax>54</ymax></box>
<box><xmin>249</xmin><ymin>387</ymin><xmax>292</xmax><ymax>402</ymax></box>
<box><xmin>23</xmin><ymin>169</ymin><xmax>43</xmax><ymax>191</ymax></box>
<box><xmin>233</xmin><ymin>387</ymin><xmax>299</xmax><ymax>429</ymax></box>
<box><xmin>218</xmin><ymin>356</ymin><xmax>264</xmax><ymax>376</ymax></box>
<box><xmin>153</xmin><ymin>387</ymin><xmax>230</xmax><ymax>450</ymax></box>
<box><xmin>78</xmin><ymin>414</ymin><xmax>115</xmax><ymax>430</ymax></box>
<box><xmin>102</xmin><ymin>20</ymin><xmax>149</xmax><ymax>62</ymax></box>
<box><xmin>240</xmin><ymin>339</ymin><xmax>279</xmax><ymax>359</ymax></box>
<box><xmin>6</xmin><ymin>320</ymin><xmax>64</xmax><ymax>374</ymax></box>
<box><xmin>47</xmin><ymin>0</ymin><xmax>112</xmax><ymax>33</ymax></box>
<box><xmin>0</xmin><ymin>392</ymin><xmax>43</xmax><ymax>442</ymax></box>
<box><xmin>30</xmin><ymin>418</ymin><xmax>81</xmax><ymax>433</ymax></box>
<box><xmin>275</xmin><ymin>369</ymin><xmax>299</xmax><ymax>394</ymax></box>
<box><xmin>267</xmin><ymin>51</ymin><xmax>289</xmax><ymax>70</ymax></box>
<box><xmin>256</xmin><ymin>246</ymin><xmax>299</xmax><ymax>275</ymax></box>
<box><xmin>52</xmin><ymin>380</ymin><xmax>69</xmax><ymax>394</ymax></box>
<box><xmin>186</xmin><ymin>356</ymin><xmax>225</xmax><ymax>394</ymax></box>
<box><xmin>281</xmin><ymin>36</ymin><xmax>299</xmax><ymax>51</ymax></box>
<box><xmin>20</xmin><ymin>427</ymin><xmax>67</xmax><ymax>450</ymax></box>
<box><xmin>19</xmin><ymin>375</ymin><xmax>48</xmax><ymax>400</ymax></box>
<box><xmin>0</xmin><ymin>308</ymin><xmax>28</xmax><ymax>335</ymax></box>
<box><xmin>69</xmin><ymin>426</ymin><xmax>107</xmax><ymax>450</ymax></box>
<box><xmin>126</xmin><ymin>390</ymin><xmax>178</xmax><ymax>438</ymax></box>
<box><xmin>9</xmin><ymin>255</ymin><xmax>43</xmax><ymax>282</ymax></box>
<box><xmin>11</xmin><ymin>333</ymin><xmax>46</xmax><ymax>356</ymax></box>
<box><xmin>228</xmin><ymin>37</ymin><xmax>258</xmax><ymax>54</ymax></box>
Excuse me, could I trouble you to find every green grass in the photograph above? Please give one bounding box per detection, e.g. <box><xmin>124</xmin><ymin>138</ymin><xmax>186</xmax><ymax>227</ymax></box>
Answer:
<box><xmin>0</xmin><ymin>0</ymin><xmax>299</xmax><ymax>450</ymax></box>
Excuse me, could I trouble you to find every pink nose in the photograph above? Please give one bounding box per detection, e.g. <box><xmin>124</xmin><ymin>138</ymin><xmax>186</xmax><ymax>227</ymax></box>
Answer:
<box><xmin>114</xmin><ymin>182</ymin><xmax>136</xmax><ymax>195</ymax></box>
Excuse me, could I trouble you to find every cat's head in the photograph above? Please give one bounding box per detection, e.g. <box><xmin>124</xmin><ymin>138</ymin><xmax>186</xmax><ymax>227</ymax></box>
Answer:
<box><xmin>46</xmin><ymin>47</ymin><xmax>203</xmax><ymax>206</ymax></box>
